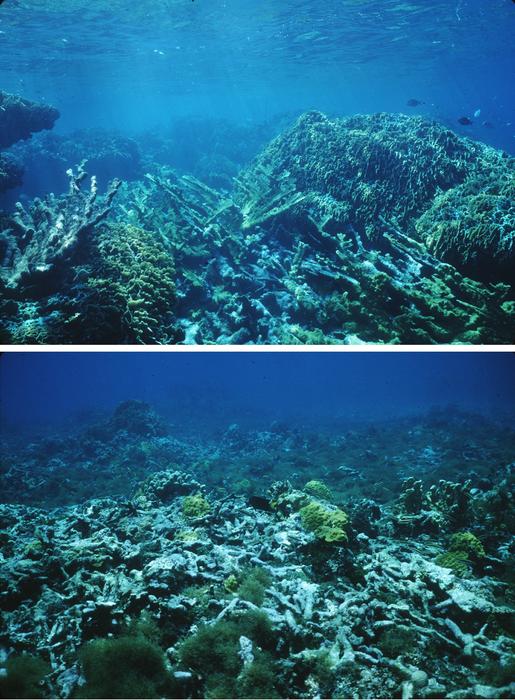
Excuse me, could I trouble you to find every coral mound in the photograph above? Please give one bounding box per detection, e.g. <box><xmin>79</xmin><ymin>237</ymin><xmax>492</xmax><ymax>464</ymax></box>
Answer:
<box><xmin>237</xmin><ymin>111</ymin><xmax>514</xmax><ymax>284</ymax></box>
<box><xmin>236</xmin><ymin>111</ymin><xmax>476</xmax><ymax>235</ymax></box>
<box><xmin>417</xmin><ymin>166</ymin><xmax>515</xmax><ymax>284</ymax></box>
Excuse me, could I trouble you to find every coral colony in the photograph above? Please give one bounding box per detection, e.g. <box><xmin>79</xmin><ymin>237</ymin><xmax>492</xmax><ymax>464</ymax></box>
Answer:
<box><xmin>0</xmin><ymin>93</ymin><xmax>514</xmax><ymax>344</ymax></box>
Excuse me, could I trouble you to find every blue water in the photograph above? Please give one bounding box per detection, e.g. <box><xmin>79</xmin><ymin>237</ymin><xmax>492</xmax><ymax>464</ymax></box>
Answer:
<box><xmin>1</xmin><ymin>352</ymin><xmax>514</xmax><ymax>435</ymax></box>
<box><xmin>0</xmin><ymin>0</ymin><xmax>514</xmax><ymax>152</ymax></box>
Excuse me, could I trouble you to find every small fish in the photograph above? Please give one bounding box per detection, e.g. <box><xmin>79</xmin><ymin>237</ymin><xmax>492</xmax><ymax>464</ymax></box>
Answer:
<box><xmin>473</xmin><ymin>108</ymin><xmax>481</xmax><ymax>118</ymax></box>
<box><xmin>248</xmin><ymin>495</ymin><xmax>273</xmax><ymax>512</ymax></box>
<box><xmin>481</xmin><ymin>120</ymin><xmax>494</xmax><ymax>129</ymax></box>
<box><xmin>407</xmin><ymin>98</ymin><xmax>424</xmax><ymax>107</ymax></box>
<box><xmin>458</xmin><ymin>116</ymin><xmax>473</xmax><ymax>125</ymax></box>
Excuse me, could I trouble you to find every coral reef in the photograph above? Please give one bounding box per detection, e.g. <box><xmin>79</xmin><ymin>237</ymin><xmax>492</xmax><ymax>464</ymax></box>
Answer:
<box><xmin>6</xmin><ymin>129</ymin><xmax>142</xmax><ymax>202</ymax></box>
<box><xmin>1</xmin><ymin>111</ymin><xmax>514</xmax><ymax>343</ymax></box>
<box><xmin>0</xmin><ymin>406</ymin><xmax>514</xmax><ymax>698</ymax></box>
<box><xmin>0</xmin><ymin>162</ymin><xmax>120</xmax><ymax>294</ymax></box>
<box><xmin>236</xmin><ymin>111</ymin><xmax>481</xmax><ymax>234</ymax></box>
<box><xmin>0</xmin><ymin>154</ymin><xmax>23</xmax><ymax>195</ymax></box>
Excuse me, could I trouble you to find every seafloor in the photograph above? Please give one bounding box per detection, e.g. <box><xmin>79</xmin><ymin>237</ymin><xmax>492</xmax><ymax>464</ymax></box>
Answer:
<box><xmin>0</xmin><ymin>401</ymin><xmax>514</xmax><ymax>698</ymax></box>
<box><xmin>0</xmin><ymin>91</ymin><xmax>514</xmax><ymax>344</ymax></box>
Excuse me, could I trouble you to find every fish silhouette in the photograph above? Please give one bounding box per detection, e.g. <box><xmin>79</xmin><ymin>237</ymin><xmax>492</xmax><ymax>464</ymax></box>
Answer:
<box><xmin>406</xmin><ymin>98</ymin><xmax>424</xmax><ymax>107</ymax></box>
<box><xmin>458</xmin><ymin>116</ymin><xmax>473</xmax><ymax>125</ymax></box>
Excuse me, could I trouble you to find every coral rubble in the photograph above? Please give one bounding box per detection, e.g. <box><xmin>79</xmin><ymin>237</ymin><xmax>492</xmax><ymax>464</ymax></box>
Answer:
<box><xmin>0</xmin><ymin>405</ymin><xmax>514</xmax><ymax>699</ymax></box>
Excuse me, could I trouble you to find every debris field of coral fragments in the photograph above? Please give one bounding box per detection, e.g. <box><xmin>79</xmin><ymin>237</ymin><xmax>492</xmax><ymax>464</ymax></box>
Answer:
<box><xmin>0</xmin><ymin>401</ymin><xmax>514</xmax><ymax>698</ymax></box>
<box><xmin>0</xmin><ymin>91</ymin><xmax>514</xmax><ymax>344</ymax></box>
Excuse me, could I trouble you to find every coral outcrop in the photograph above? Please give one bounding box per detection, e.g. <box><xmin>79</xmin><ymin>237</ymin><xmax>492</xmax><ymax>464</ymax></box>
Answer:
<box><xmin>0</xmin><ymin>162</ymin><xmax>120</xmax><ymax>294</ymax></box>
<box><xmin>0</xmin><ymin>91</ymin><xmax>59</xmax><ymax>151</ymax></box>
<box><xmin>416</xmin><ymin>167</ymin><xmax>515</xmax><ymax>284</ymax></box>
<box><xmin>0</xmin><ymin>91</ymin><xmax>59</xmax><ymax>198</ymax></box>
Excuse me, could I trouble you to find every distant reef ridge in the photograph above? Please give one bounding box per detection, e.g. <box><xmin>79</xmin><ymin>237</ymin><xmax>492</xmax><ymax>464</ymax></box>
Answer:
<box><xmin>0</xmin><ymin>105</ymin><xmax>513</xmax><ymax>344</ymax></box>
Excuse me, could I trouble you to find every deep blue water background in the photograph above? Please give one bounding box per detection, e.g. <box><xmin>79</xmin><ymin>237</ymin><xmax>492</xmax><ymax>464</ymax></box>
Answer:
<box><xmin>0</xmin><ymin>0</ymin><xmax>514</xmax><ymax>153</ymax></box>
<box><xmin>1</xmin><ymin>353</ymin><xmax>514</xmax><ymax>436</ymax></box>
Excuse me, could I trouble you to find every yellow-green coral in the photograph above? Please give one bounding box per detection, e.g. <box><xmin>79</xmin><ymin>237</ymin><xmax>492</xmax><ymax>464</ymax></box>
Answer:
<box><xmin>85</xmin><ymin>222</ymin><xmax>179</xmax><ymax>343</ymax></box>
<box><xmin>304</xmin><ymin>480</ymin><xmax>333</xmax><ymax>501</ymax></box>
<box><xmin>224</xmin><ymin>574</ymin><xmax>239</xmax><ymax>593</ymax></box>
<box><xmin>449</xmin><ymin>531</ymin><xmax>485</xmax><ymax>559</ymax></box>
<box><xmin>435</xmin><ymin>550</ymin><xmax>470</xmax><ymax>576</ymax></box>
<box><xmin>299</xmin><ymin>500</ymin><xmax>348</xmax><ymax>543</ymax></box>
<box><xmin>182</xmin><ymin>494</ymin><xmax>211</xmax><ymax>518</ymax></box>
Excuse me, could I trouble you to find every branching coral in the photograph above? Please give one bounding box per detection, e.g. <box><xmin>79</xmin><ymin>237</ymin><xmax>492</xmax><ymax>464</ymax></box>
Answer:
<box><xmin>0</xmin><ymin>161</ymin><xmax>120</xmax><ymax>292</ymax></box>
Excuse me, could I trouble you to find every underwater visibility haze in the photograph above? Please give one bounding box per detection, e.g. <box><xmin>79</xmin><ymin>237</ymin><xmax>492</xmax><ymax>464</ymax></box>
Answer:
<box><xmin>0</xmin><ymin>0</ymin><xmax>514</xmax><ymax>344</ymax></box>
<box><xmin>0</xmin><ymin>351</ymin><xmax>514</xmax><ymax>698</ymax></box>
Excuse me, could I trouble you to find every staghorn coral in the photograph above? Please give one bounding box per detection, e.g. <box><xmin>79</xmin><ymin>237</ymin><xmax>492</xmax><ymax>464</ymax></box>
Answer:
<box><xmin>1</xmin><ymin>112</ymin><xmax>514</xmax><ymax>344</ymax></box>
<box><xmin>0</xmin><ymin>161</ymin><xmax>120</xmax><ymax>293</ymax></box>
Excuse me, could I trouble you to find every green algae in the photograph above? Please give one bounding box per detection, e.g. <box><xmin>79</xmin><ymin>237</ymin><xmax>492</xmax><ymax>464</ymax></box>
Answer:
<box><xmin>76</xmin><ymin>635</ymin><xmax>176</xmax><ymax>699</ymax></box>
<box><xmin>178</xmin><ymin>611</ymin><xmax>277</xmax><ymax>699</ymax></box>
<box><xmin>0</xmin><ymin>654</ymin><xmax>50</xmax><ymax>699</ymax></box>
